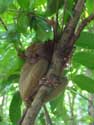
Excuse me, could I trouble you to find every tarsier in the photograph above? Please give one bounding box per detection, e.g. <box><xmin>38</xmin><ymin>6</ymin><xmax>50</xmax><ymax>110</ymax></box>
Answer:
<box><xmin>18</xmin><ymin>18</ymin><xmax>68</xmax><ymax>124</ymax></box>
<box><xmin>19</xmin><ymin>18</ymin><xmax>59</xmax><ymax>105</ymax></box>
<box><xmin>19</xmin><ymin>41</ymin><xmax>54</xmax><ymax>105</ymax></box>
<box><xmin>19</xmin><ymin>40</ymin><xmax>68</xmax><ymax>124</ymax></box>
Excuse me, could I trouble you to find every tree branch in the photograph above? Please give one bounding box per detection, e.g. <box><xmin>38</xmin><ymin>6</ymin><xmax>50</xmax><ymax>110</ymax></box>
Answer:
<box><xmin>75</xmin><ymin>13</ymin><xmax>94</xmax><ymax>39</ymax></box>
<box><xmin>43</xmin><ymin>105</ymin><xmax>53</xmax><ymax>125</ymax></box>
<box><xmin>22</xmin><ymin>85</ymin><xmax>51</xmax><ymax>125</ymax></box>
<box><xmin>59</xmin><ymin>0</ymin><xmax>85</xmax><ymax>48</ymax></box>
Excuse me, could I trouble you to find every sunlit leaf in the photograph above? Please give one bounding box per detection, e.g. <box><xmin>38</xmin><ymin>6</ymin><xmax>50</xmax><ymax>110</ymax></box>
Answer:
<box><xmin>72</xmin><ymin>75</ymin><xmax>94</xmax><ymax>93</ymax></box>
<box><xmin>63</xmin><ymin>0</ymin><xmax>74</xmax><ymax>24</ymax></box>
<box><xmin>0</xmin><ymin>46</ymin><xmax>23</xmax><ymax>87</ymax></box>
<box><xmin>50</xmin><ymin>92</ymin><xmax>65</xmax><ymax>114</ymax></box>
<box><xmin>76</xmin><ymin>32</ymin><xmax>94</xmax><ymax>49</ymax></box>
<box><xmin>17</xmin><ymin>0</ymin><xmax>30</xmax><ymax>9</ymax></box>
<box><xmin>0</xmin><ymin>0</ymin><xmax>13</xmax><ymax>13</ymax></box>
<box><xmin>46</xmin><ymin>0</ymin><xmax>64</xmax><ymax>16</ymax></box>
<box><xmin>30</xmin><ymin>0</ymin><xmax>46</xmax><ymax>8</ymax></box>
<box><xmin>32</xmin><ymin>17</ymin><xmax>53</xmax><ymax>41</ymax></box>
<box><xmin>6</xmin><ymin>24</ymin><xmax>20</xmax><ymax>42</ymax></box>
<box><xmin>86</xmin><ymin>0</ymin><xmax>94</xmax><ymax>14</ymax></box>
<box><xmin>73</xmin><ymin>51</ymin><xmax>94</xmax><ymax>69</ymax></box>
<box><xmin>17</xmin><ymin>14</ymin><xmax>29</xmax><ymax>33</ymax></box>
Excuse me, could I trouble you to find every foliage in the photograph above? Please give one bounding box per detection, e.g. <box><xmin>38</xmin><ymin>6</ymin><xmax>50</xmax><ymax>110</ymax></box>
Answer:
<box><xmin>9</xmin><ymin>91</ymin><xmax>22</xmax><ymax>125</ymax></box>
<box><xmin>0</xmin><ymin>0</ymin><xmax>94</xmax><ymax>125</ymax></box>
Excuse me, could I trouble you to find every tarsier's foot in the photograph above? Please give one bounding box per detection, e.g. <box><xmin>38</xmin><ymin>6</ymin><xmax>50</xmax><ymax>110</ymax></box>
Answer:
<box><xmin>39</xmin><ymin>74</ymin><xmax>60</xmax><ymax>88</ymax></box>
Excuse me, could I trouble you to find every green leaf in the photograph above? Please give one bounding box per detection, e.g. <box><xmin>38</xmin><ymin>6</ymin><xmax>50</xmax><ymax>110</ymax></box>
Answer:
<box><xmin>9</xmin><ymin>91</ymin><xmax>22</xmax><ymax>125</ymax></box>
<box><xmin>36</xmin><ymin>27</ymin><xmax>53</xmax><ymax>41</ymax></box>
<box><xmin>7</xmin><ymin>74</ymin><xmax>19</xmax><ymax>83</ymax></box>
<box><xmin>38</xmin><ymin>112</ymin><xmax>45</xmax><ymax>125</ymax></box>
<box><xmin>73</xmin><ymin>51</ymin><xmax>94</xmax><ymax>69</ymax></box>
<box><xmin>0</xmin><ymin>46</ymin><xmax>23</xmax><ymax>90</ymax></box>
<box><xmin>61</xmin><ymin>104</ymin><xmax>69</xmax><ymax>122</ymax></box>
<box><xmin>0</xmin><ymin>0</ymin><xmax>13</xmax><ymax>13</ymax></box>
<box><xmin>0</xmin><ymin>32</ymin><xmax>8</xmax><ymax>40</ymax></box>
<box><xmin>0</xmin><ymin>1</ymin><xmax>7</xmax><ymax>13</ymax></box>
<box><xmin>32</xmin><ymin>17</ymin><xmax>53</xmax><ymax>41</ymax></box>
<box><xmin>72</xmin><ymin>75</ymin><xmax>94</xmax><ymax>93</ymax></box>
<box><xmin>35</xmin><ymin>0</ymin><xmax>46</xmax><ymax>6</ymax></box>
<box><xmin>7</xmin><ymin>24</ymin><xmax>20</xmax><ymax>42</ymax></box>
<box><xmin>86</xmin><ymin>0</ymin><xmax>94</xmax><ymax>14</ymax></box>
<box><xmin>17</xmin><ymin>0</ymin><xmax>30</xmax><ymax>9</ymax></box>
<box><xmin>0</xmin><ymin>74</ymin><xmax>19</xmax><ymax>94</ymax></box>
<box><xmin>30</xmin><ymin>0</ymin><xmax>46</xmax><ymax>8</ymax></box>
<box><xmin>76</xmin><ymin>32</ymin><xmax>94</xmax><ymax>49</ymax></box>
<box><xmin>0</xmin><ymin>122</ymin><xmax>7</xmax><ymax>125</ymax></box>
<box><xmin>63</xmin><ymin>0</ymin><xmax>74</xmax><ymax>24</ymax></box>
<box><xmin>50</xmin><ymin>92</ymin><xmax>65</xmax><ymax>114</ymax></box>
<box><xmin>46</xmin><ymin>0</ymin><xmax>64</xmax><ymax>16</ymax></box>
<box><xmin>17</xmin><ymin>14</ymin><xmax>29</xmax><ymax>33</ymax></box>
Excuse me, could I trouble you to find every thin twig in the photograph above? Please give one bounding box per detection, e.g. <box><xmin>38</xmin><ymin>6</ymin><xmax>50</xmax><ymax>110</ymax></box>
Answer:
<box><xmin>67</xmin><ymin>92</ymin><xmax>75</xmax><ymax>124</ymax></box>
<box><xmin>68</xmin><ymin>88</ymin><xmax>93</xmax><ymax>105</ymax></box>
<box><xmin>0</xmin><ymin>17</ymin><xmax>8</xmax><ymax>31</ymax></box>
<box><xmin>62</xmin><ymin>0</ymin><xmax>67</xmax><ymax>29</ymax></box>
<box><xmin>43</xmin><ymin>105</ymin><xmax>53</xmax><ymax>125</ymax></box>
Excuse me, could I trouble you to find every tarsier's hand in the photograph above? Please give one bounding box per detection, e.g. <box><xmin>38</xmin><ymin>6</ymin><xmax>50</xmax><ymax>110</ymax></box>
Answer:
<box><xmin>39</xmin><ymin>74</ymin><xmax>60</xmax><ymax>88</ymax></box>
